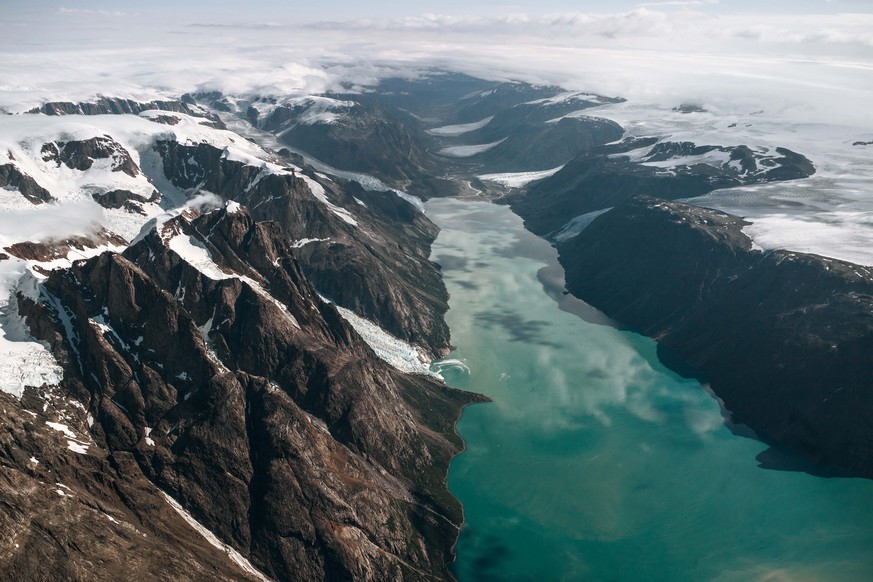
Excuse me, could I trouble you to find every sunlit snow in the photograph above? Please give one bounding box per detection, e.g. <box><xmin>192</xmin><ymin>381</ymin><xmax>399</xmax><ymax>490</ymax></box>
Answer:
<box><xmin>160</xmin><ymin>491</ymin><xmax>272</xmax><ymax>582</ymax></box>
<box><xmin>438</xmin><ymin>138</ymin><xmax>506</xmax><ymax>157</ymax></box>
<box><xmin>299</xmin><ymin>174</ymin><xmax>358</xmax><ymax>226</ymax></box>
<box><xmin>320</xmin><ymin>295</ymin><xmax>438</xmax><ymax>378</ymax></box>
<box><xmin>167</xmin><ymin>232</ymin><xmax>233</xmax><ymax>281</ymax></box>
<box><xmin>427</xmin><ymin>116</ymin><xmax>493</xmax><ymax>136</ymax></box>
<box><xmin>478</xmin><ymin>165</ymin><xmax>565</xmax><ymax>188</ymax></box>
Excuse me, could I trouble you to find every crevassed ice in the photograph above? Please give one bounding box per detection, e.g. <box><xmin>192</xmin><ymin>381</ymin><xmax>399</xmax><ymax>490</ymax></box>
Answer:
<box><xmin>320</xmin><ymin>295</ymin><xmax>438</xmax><ymax>378</ymax></box>
<box><xmin>0</xmin><ymin>259</ymin><xmax>63</xmax><ymax>397</ymax></box>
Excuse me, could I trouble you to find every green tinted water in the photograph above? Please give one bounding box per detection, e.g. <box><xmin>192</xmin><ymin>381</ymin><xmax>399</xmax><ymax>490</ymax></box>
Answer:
<box><xmin>428</xmin><ymin>198</ymin><xmax>873</xmax><ymax>582</ymax></box>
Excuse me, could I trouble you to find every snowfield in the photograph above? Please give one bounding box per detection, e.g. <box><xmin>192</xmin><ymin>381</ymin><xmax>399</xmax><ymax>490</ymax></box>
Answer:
<box><xmin>478</xmin><ymin>165</ymin><xmax>565</xmax><ymax>188</ymax></box>
<box><xmin>0</xmin><ymin>106</ymin><xmax>355</xmax><ymax>396</ymax></box>
<box><xmin>319</xmin><ymin>295</ymin><xmax>439</xmax><ymax>378</ymax></box>
<box><xmin>573</xmin><ymin>102</ymin><xmax>873</xmax><ymax>265</ymax></box>
<box><xmin>438</xmin><ymin>138</ymin><xmax>506</xmax><ymax>157</ymax></box>
<box><xmin>427</xmin><ymin>116</ymin><xmax>493</xmax><ymax>136</ymax></box>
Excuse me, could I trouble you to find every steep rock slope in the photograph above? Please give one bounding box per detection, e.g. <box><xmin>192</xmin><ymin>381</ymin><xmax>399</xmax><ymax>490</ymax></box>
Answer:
<box><xmin>510</xmin><ymin>138</ymin><xmax>816</xmax><ymax>236</ymax></box>
<box><xmin>0</xmin><ymin>163</ymin><xmax>53</xmax><ymax>204</ymax></box>
<box><xmin>14</xmin><ymin>205</ymin><xmax>481</xmax><ymax>580</ymax></box>
<box><xmin>0</xmin><ymin>388</ymin><xmax>269</xmax><ymax>582</ymax></box>
<box><xmin>155</xmin><ymin>139</ymin><xmax>452</xmax><ymax>358</ymax></box>
<box><xmin>250</xmin><ymin>97</ymin><xmax>456</xmax><ymax>198</ymax></box>
<box><xmin>434</xmin><ymin>91</ymin><xmax>623</xmax><ymax>173</ymax></box>
<box><xmin>558</xmin><ymin>196</ymin><xmax>873</xmax><ymax>478</ymax></box>
<box><xmin>233</xmin><ymin>76</ymin><xmax>624</xmax><ymax>195</ymax></box>
<box><xmin>451</xmin><ymin>116</ymin><xmax>622</xmax><ymax>174</ymax></box>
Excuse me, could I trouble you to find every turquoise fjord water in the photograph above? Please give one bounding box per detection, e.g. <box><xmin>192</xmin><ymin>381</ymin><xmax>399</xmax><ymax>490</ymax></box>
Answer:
<box><xmin>427</xmin><ymin>198</ymin><xmax>873</xmax><ymax>582</ymax></box>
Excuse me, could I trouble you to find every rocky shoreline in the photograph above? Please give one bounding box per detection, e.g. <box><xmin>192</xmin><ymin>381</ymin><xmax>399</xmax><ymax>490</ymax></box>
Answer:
<box><xmin>554</xmin><ymin>196</ymin><xmax>873</xmax><ymax>479</ymax></box>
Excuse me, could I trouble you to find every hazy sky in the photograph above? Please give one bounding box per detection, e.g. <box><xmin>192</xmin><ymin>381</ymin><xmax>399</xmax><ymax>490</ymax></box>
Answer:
<box><xmin>4</xmin><ymin>0</ymin><xmax>872</xmax><ymax>26</ymax></box>
<box><xmin>1</xmin><ymin>0</ymin><xmax>871</xmax><ymax>131</ymax></box>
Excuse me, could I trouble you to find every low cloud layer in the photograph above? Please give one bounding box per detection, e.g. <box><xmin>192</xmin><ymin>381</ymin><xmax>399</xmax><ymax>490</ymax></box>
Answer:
<box><xmin>0</xmin><ymin>200</ymin><xmax>104</xmax><ymax>246</ymax></box>
<box><xmin>308</xmin><ymin>9</ymin><xmax>873</xmax><ymax>50</ymax></box>
<box><xmin>1</xmin><ymin>8</ymin><xmax>870</xmax><ymax>132</ymax></box>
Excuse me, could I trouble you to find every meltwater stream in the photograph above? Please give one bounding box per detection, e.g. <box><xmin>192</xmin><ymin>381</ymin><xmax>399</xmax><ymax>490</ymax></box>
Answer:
<box><xmin>428</xmin><ymin>198</ymin><xmax>873</xmax><ymax>581</ymax></box>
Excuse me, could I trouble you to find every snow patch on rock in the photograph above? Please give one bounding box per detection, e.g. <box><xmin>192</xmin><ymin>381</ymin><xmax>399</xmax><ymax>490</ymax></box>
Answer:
<box><xmin>299</xmin><ymin>174</ymin><xmax>358</xmax><ymax>226</ymax></box>
<box><xmin>160</xmin><ymin>491</ymin><xmax>272</xmax><ymax>582</ymax></box>
<box><xmin>427</xmin><ymin>116</ymin><xmax>493</xmax><ymax>136</ymax></box>
<box><xmin>167</xmin><ymin>232</ymin><xmax>233</xmax><ymax>281</ymax></box>
<box><xmin>291</xmin><ymin>237</ymin><xmax>330</xmax><ymax>249</ymax></box>
<box><xmin>553</xmin><ymin>208</ymin><xmax>613</xmax><ymax>242</ymax></box>
<box><xmin>321</xmin><ymin>295</ymin><xmax>438</xmax><ymax>378</ymax></box>
<box><xmin>46</xmin><ymin>421</ymin><xmax>90</xmax><ymax>454</ymax></box>
<box><xmin>438</xmin><ymin>138</ymin><xmax>506</xmax><ymax>158</ymax></box>
<box><xmin>478</xmin><ymin>164</ymin><xmax>565</xmax><ymax>188</ymax></box>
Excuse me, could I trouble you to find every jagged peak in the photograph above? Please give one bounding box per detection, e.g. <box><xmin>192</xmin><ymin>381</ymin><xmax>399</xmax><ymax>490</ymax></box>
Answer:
<box><xmin>127</xmin><ymin>203</ymin><xmax>334</xmax><ymax>339</ymax></box>
<box><xmin>25</xmin><ymin>96</ymin><xmax>225</xmax><ymax>130</ymax></box>
<box><xmin>40</xmin><ymin>134</ymin><xmax>141</xmax><ymax>177</ymax></box>
<box><xmin>4</xmin><ymin>228</ymin><xmax>127</xmax><ymax>263</ymax></box>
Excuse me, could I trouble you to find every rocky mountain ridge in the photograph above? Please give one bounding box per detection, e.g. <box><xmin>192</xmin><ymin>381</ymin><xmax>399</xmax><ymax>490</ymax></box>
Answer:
<box><xmin>153</xmin><ymin>139</ymin><xmax>452</xmax><ymax>358</ymax></box>
<box><xmin>0</xmin><ymin>163</ymin><xmax>52</xmax><ymax>204</ymax></box>
<box><xmin>8</xmin><ymin>203</ymin><xmax>482</xmax><ymax>580</ymax></box>
<box><xmin>0</xmin><ymin>90</ymin><xmax>483</xmax><ymax>580</ymax></box>
<box><xmin>507</xmin><ymin>137</ymin><xmax>816</xmax><ymax>236</ymax></box>
<box><xmin>558</xmin><ymin>196</ymin><xmax>873</xmax><ymax>478</ymax></box>
<box><xmin>28</xmin><ymin>96</ymin><xmax>226</xmax><ymax>129</ymax></box>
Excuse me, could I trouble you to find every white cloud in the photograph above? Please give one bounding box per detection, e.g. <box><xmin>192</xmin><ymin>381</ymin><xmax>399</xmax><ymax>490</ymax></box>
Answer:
<box><xmin>637</xmin><ymin>0</ymin><xmax>718</xmax><ymax>6</ymax></box>
<box><xmin>0</xmin><ymin>200</ymin><xmax>104</xmax><ymax>246</ymax></box>
<box><xmin>58</xmin><ymin>8</ymin><xmax>138</xmax><ymax>17</ymax></box>
<box><xmin>1</xmin><ymin>9</ymin><xmax>870</xmax><ymax>128</ymax></box>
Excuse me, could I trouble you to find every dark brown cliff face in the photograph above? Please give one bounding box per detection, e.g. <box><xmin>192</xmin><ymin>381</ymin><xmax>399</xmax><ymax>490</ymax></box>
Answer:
<box><xmin>0</xmin><ymin>390</ymin><xmax>268</xmax><ymax>582</ymax></box>
<box><xmin>258</xmin><ymin>101</ymin><xmax>453</xmax><ymax>197</ymax></box>
<box><xmin>14</xmin><ymin>206</ymin><xmax>482</xmax><ymax>581</ymax></box>
<box><xmin>40</xmin><ymin>136</ymin><xmax>140</xmax><ymax>177</ymax></box>
<box><xmin>4</xmin><ymin>230</ymin><xmax>127</xmax><ymax>263</ymax></box>
<box><xmin>91</xmin><ymin>188</ymin><xmax>160</xmax><ymax>213</ymax></box>
<box><xmin>0</xmin><ymin>163</ymin><xmax>53</xmax><ymax>204</ymax></box>
<box><xmin>155</xmin><ymin>139</ymin><xmax>451</xmax><ymax>359</ymax></box>
<box><xmin>558</xmin><ymin>196</ymin><xmax>873</xmax><ymax>478</ymax></box>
